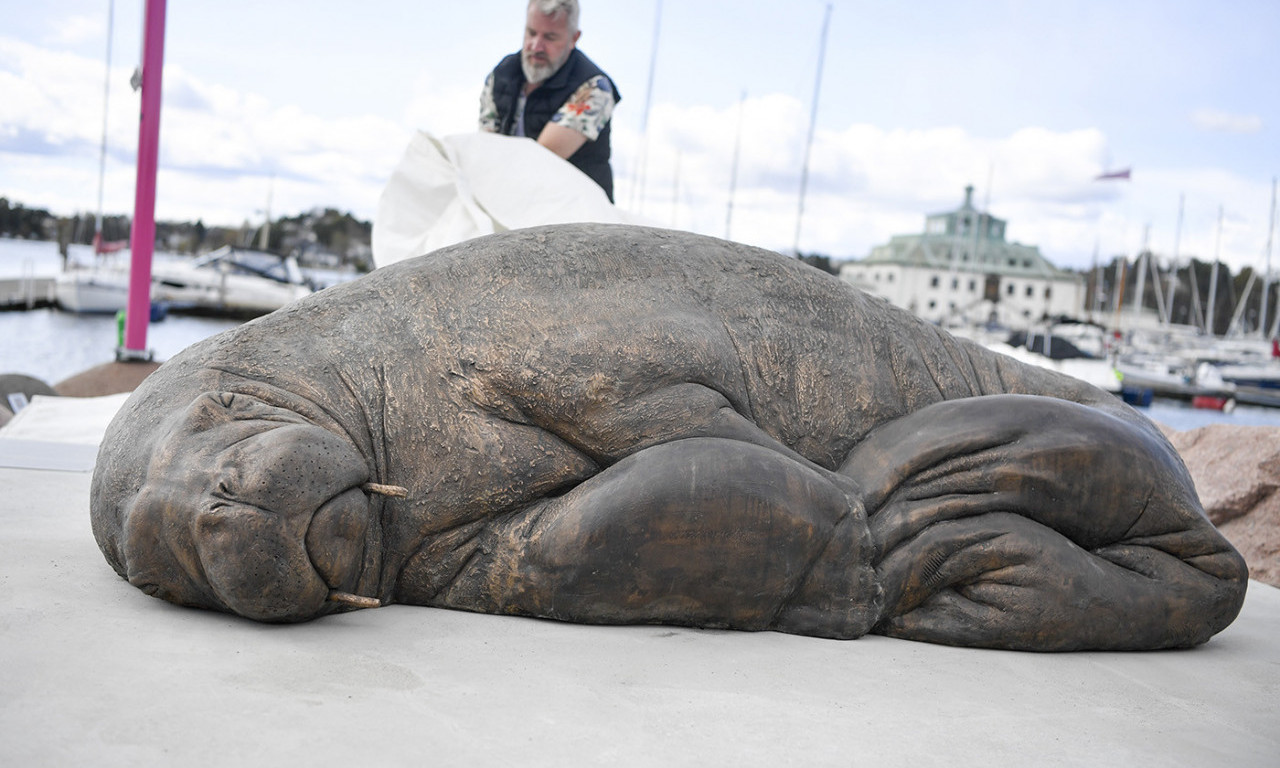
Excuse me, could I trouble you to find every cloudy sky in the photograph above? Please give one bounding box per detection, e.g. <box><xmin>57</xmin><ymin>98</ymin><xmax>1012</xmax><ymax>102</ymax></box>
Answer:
<box><xmin>2</xmin><ymin>0</ymin><xmax>1277</xmax><ymax>273</ymax></box>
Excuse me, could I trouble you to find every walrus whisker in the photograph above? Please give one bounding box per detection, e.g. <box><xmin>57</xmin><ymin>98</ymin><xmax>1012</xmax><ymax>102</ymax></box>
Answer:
<box><xmin>328</xmin><ymin>591</ymin><xmax>382</xmax><ymax>609</ymax></box>
<box><xmin>362</xmin><ymin>482</ymin><xmax>408</xmax><ymax>498</ymax></box>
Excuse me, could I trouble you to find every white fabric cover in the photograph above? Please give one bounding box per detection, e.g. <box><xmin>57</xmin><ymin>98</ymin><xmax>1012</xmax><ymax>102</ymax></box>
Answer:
<box><xmin>372</xmin><ymin>131</ymin><xmax>644</xmax><ymax>268</ymax></box>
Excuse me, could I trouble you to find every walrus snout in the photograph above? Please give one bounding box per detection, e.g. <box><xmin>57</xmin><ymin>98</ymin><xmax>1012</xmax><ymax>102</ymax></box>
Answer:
<box><xmin>118</xmin><ymin>391</ymin><xmax>381</xmax><ymax>621</ymax></box>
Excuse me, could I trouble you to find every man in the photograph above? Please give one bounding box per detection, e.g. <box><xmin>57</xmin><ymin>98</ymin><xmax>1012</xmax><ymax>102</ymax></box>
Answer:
<box><xmin>480</xmin><ymin>0</ymin><xmax>621</xmax><ymax>201</ymax></box>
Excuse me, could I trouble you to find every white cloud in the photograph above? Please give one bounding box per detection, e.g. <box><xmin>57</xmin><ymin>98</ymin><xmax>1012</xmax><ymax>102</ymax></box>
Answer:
<box><xmin>0</xmin><ymin>45</ymin><xmax>411</xmax><ymax>226</ymax></box>
<box><xmin>48</xmin><ymin>14</ymin><xmax>104</xmax><ymax>47</ymax></box>
<box><xmin>402</xmin><ymin>72</ymin><xmax>483</xmax><ymax>139</ymax></box>
<box><xmin>3</xmin><ymin>32</ymin><xmax>1274</xmax><ymax>280</ymax></box>
<box><xmin>1191</xmin><ymin>108</ymin><xmax>1264</xmax><ymax>134</ymax></box>
<box><xmin>610</xmin><ymin>100</ymin><xmax>1196</xmax><ymax>269</ymax></box>
<box><xmin>0</xmin><ymin>38</ymin><xmax>112</xmax><ymax>146</ymax></box>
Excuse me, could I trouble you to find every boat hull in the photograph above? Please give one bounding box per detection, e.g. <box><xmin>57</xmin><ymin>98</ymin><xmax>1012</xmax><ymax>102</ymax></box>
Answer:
<box><xmin>54</xmin><ymin>269</ymin><xmax>132</xmax><ymax>314</ymax></box>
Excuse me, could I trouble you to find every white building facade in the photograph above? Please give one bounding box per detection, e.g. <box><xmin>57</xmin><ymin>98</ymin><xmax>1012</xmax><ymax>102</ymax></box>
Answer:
<box><xmin>840</xmin><ymin>187</ymin><xmax>1084</xmax><ymax>328</ymax></box>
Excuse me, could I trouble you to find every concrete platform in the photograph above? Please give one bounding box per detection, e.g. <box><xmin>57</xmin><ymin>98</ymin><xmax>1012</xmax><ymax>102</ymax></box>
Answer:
<box><xmin>2</xmin><ymin>403</ymin><xmax>1279</xmax><ymax>766</ymax></box>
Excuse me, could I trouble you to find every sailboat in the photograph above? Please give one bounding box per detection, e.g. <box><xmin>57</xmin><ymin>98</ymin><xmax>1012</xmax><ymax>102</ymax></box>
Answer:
<box><xmin>1112</xmin><ymin>186</ymin><xmax>1280</xmax><ymax>409</ymax></box>
<box><xmin>55</xmin><ymin>0</ymin><xmax>136</xmax><ymax>314</ymax></box>
<box><xmin>56</xmin><ymin>2</ymin><xmax>308</xmax><ymax>319</ymax></box>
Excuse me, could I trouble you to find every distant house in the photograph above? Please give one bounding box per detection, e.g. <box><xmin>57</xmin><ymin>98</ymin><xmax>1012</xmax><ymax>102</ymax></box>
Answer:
<box><xmin>839</xmin><ymin>186</ymin><xmax>1084</xmax><ymax>328</ymax></box>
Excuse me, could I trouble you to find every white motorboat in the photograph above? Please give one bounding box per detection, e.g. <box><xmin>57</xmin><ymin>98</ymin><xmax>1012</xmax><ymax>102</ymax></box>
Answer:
<box><xmin>151</xmin><ymin>246</ymin><xmax>312</xmax><ymax>316</ymax></box>
<box><xmin>54</xmin><ymin>247</ymin><xmax>313</xmax><ymax>318</ymax></box>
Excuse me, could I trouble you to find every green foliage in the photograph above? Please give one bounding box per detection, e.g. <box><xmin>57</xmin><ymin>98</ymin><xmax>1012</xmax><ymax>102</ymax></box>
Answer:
<box><xmin>0</xmin><ymin>198</ymin><xmax>57</xmax><ymax>239</ymax></box>
<box><xmin>797</xmin><ymin>252</ymin><xmax>838</xmax><ymax>275</ymax></box>
<box><xmin>1</xmin><ymin>198</ymin><xmax>373</xmax><ymax>273</ymax></box>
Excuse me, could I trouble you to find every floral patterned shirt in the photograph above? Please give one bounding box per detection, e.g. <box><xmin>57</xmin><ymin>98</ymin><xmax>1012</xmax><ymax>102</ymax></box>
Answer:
<box><xmin>479</xmin><ymin>74</ymin><xmax>616</xmax><ymax>142</ymax></box>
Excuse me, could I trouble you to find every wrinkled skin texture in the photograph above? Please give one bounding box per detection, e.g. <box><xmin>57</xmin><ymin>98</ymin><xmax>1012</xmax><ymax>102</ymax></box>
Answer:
<box><xmin>91</xmin><ymin>224</ymin><xmax>1248</xmax><ymax>650</ymax></box>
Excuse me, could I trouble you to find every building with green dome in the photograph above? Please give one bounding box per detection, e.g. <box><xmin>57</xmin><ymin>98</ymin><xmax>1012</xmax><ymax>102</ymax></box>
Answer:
<box><xmin>839</xmin><ymin>187</ymin><xmax>1084</xmax><ymax>328</ymax></box>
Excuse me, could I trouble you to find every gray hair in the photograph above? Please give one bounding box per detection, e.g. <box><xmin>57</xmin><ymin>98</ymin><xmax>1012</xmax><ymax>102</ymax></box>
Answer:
<box><xmin>528</xmin><ymin>0</ymin><xmax>579</xmax><ymax>34</ymax></box>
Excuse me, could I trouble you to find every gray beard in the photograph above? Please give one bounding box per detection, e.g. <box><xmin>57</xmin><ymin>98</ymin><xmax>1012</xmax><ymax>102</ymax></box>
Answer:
<box><xmin>521</xmin><ymin>52</ymin><xmax>566</xmax><ymax>86</ymax></box>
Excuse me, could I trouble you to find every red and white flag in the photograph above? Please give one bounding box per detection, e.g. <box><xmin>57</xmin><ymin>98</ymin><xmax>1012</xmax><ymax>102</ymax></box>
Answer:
<box><xmin>1095</xmin><ymin>168</ymin><xmax>1132</xmax><ymax>181</ymax></box>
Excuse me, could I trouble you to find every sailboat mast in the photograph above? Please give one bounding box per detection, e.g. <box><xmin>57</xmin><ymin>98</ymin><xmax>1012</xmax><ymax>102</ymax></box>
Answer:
<box><xmin>627</xmin><ymin>0</ymin><xmax>663</xmax><ymax>214</ymax></box>
<box><xmin>94</xmin><ymin>0</ymin><xmax>116</xmax><ymax>250</ymax></box>
<box><xmin>1261</xmin><ymin>176</ymin><xmax>1276</xmax><ymax>339</ymax></box>
<box><xmin>970</xmin><ymin>167</ymin><xmax>993</xmax><ymax>275</ymax></box>
<box><xmin>257</xmin><ymin>176</ymin><xmax>274</xmax><ymax>251</ymax></box>
<box><xmin>1089</xmin><ymin>239</ymin><xmax>1101</xmax><ymax>322</ymax></box>
<box><xmin>1111</xmin><ymin>257</ymin><xmax>1128</xmax><ymax>334</ymax></box>
<box><xmin>1147</xmin><ymin>228</ymin><xmax>1168</xmax><ymax>324</ymax></box>
<box><xmin>1130</xmin><ymin>225</ymin><xmax>1149</xmax><ymax>326</ymax></box>
<box><xmin>725</xmin><ymin>91</ymin><xmax>745</xmax><ymax>240</ymax></box>
<box><xmin>1165</xmin><ymin>193</ymin><xmax>1183</xmax><ymax>324</ymax></box>
<box><xmin>1206</xmin><ymin>206</ymin><xmax>1223</xmax><ymax>336</ymax></box>
<box><xmin>791</xmin><ymin>2</ymin><xmax>832</xmax><ymax>257</ymax></box>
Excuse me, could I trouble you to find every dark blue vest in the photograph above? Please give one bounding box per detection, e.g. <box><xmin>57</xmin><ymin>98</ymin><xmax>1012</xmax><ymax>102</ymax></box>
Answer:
<box><xmin>490</xmin><ymin>49</ymin><xmax>621</xmax><ymax>201</ymax></box>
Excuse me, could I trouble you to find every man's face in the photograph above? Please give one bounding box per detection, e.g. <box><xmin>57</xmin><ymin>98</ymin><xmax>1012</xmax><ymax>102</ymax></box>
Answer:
<box><xmin>521</xmin><ymin>7</ymin><xmax>579</xmax><ymax>85</ymax></box>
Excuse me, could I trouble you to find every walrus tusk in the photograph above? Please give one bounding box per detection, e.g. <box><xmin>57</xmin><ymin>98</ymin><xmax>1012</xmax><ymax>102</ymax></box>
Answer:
<box><xmin>328</xmin><ymin>591</ymin><xmax>382</xmax><ymax>609</ymax></box>
<box><xmin>362</xmin><ymin>482</ymin><xmax>408</xmax><ymax>498</ymax></box>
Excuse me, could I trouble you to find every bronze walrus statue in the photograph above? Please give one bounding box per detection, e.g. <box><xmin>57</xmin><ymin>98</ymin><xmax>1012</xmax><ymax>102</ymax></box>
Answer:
<box><xmin>91</xmin><ymin>223</ymin><xmax>1248</xmax><ymax>650</ymax></box>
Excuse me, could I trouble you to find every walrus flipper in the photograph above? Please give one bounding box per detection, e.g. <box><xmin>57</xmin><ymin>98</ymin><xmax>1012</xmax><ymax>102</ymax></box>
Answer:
<box><xmin>434</xmin><ymin>438</ymin><xmax>883</xmax><ymax>639</ymax></box>
<box><xmin>839</xmin><ymin>395</ymin><xmax>1248</xmax><ymax>651</ymax></box>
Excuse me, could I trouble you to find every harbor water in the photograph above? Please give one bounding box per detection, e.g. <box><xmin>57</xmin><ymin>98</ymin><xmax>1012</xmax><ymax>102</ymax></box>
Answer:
<box><xmin>3</xmin><ymin>236</ymin><xmax>1280</xmax><ymax>430</ymax></box>
<box><xmin>1</xmin><ymin>238</ymin><xmax>242</xmax><ymax>385</ymax></box>
<box><xmin>1</xmin><ymin>306</ymin><xmax>240</xmax><ymax>385</ymax></box>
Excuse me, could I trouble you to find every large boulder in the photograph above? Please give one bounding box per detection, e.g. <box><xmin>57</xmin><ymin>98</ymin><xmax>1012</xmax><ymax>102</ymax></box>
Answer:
<box><xmin>0</xmin><ymin>373</ymin><xmax>58</xmax><ymax>427</ymax></box>
<box><xmin>1168</xmin><ymin>424</ymin><xmax>1280</xmax><ymax>588</ymax></box>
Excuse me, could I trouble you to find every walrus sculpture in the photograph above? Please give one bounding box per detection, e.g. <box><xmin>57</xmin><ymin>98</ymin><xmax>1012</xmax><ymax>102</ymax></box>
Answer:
<box><xmin>91</xmin><ymin>223</ymin><xmax>1248</xmax><ymax>651</ymax></box>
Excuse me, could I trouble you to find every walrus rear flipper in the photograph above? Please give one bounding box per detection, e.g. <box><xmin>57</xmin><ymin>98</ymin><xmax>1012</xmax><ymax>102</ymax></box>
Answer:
<box><xmin>839</xmin><ymin>394</ymin><xmax>1248</xmax><ymax>651</ymax></box>
<box><xmin>435</xmin><ymin>437</ymin><xmax>883</xmax><ymax>639</ymax></box>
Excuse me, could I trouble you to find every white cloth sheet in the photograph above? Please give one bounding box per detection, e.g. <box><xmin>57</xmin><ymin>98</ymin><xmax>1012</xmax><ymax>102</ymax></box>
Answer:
<box><xmin>372</xmin><ymin>131</ymin><xmax>645</xmax><ymax>268</ymax></box>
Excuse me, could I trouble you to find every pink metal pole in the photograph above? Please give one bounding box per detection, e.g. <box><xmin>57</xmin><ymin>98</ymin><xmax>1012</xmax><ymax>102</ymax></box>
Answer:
<box><xmin>122</xmin><ymin>0</ymin><xmax>167</xmax><ymax>358</ymax></box>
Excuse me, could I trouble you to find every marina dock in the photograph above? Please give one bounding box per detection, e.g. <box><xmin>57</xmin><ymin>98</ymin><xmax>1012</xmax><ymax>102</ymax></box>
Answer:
<box><xmin>0</xmin><ymin>275</ymin><xmax>55</xmax><ymax>310</ymax></box>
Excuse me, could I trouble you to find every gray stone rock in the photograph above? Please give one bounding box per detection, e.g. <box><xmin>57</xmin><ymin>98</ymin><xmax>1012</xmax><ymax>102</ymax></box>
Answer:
<box><xmin>1167</xmin><ymin>424</ymin><xmax>1280</xmax><ymax>588</ymax></box>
